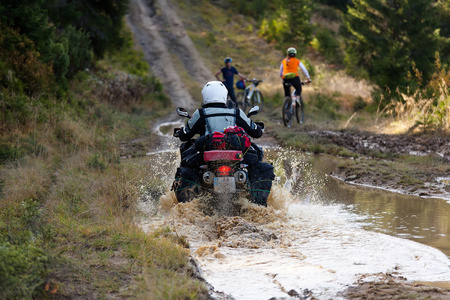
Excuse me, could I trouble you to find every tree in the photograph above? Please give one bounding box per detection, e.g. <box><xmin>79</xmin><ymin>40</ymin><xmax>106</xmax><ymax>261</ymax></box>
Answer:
<box><xmin>47</xmin><ymin>0</ymin><xmax>129</xmax><ymax>58</ymax></box>
<box><xmin>343</xmin><ymin>0</ymin><xmax>440</xmax><ymax>100</ymax></box>
<box><xmin>259</xmin><ymin>0</ymin><xmax>315</xmax><ymax>49</ymax></box>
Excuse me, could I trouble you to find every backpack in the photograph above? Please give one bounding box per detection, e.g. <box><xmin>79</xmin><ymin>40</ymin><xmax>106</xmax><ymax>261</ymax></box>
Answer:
<box><xmin>235</xmin><ymin>79</ymin><xmax>246</xmax><ymax>90</ymax></box>
<box><xmin>223</xmin><ymin>126</ymin><xmax>251</xmax><ymax>150</ymax></box>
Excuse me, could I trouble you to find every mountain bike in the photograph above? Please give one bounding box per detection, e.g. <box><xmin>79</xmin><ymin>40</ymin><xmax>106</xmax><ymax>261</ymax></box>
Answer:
<box><xmin>282</xmin><ymin>81</ymin><xmax>306</xmax><ymax>127</ymax></box>
<box><xmin>237</xmin><ymin>79</ymin><xmax>264</xmax><ymax>113</ymax></box>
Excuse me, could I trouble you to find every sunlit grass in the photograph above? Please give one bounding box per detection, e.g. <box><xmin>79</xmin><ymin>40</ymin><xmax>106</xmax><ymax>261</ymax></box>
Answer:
<box><xmin>0</xmin><ymin>23</ymin><xmax>201</xmax><ymax>299</ymax></box>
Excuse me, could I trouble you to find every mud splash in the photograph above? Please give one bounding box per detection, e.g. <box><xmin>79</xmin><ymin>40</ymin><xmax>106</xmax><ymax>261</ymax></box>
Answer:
<box><xmin>139</xmin><ymin>149</ymin><xmax>450</xmax><ymax>299</ymax></box>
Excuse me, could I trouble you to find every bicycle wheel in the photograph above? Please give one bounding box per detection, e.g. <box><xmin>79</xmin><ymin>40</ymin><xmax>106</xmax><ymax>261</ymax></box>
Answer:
<box><xmin>252</xmin><ymin>91</ymin><xmax>264</xmax><ymax>111</ymax></box>
<box><xmin>242</xmin><ymin>90</ymin><xmax>250</xmax><ymax>113</ymax></box>
<box><xmin>236</xmin><ymin>91</ymin><xmax>245</xmax><ymax>109</ymax></box>
<box><xmin>295</xmin><ymin>96</ymin><xmax>304</xmax><ymax>124</ymax></box>
<box><xmin>282</xmin><ymin>97</ymin><xmax>292</xmax><ymax>127</ymax></box>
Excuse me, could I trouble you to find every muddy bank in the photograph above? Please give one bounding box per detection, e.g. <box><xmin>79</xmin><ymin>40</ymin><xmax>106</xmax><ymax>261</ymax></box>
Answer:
<box><xmin>307</xmin><ymin>130</ymin><xmax>450</xmax><ymax>160</ymax></box>
<box><xmin>277</xmin><ymin>129</ymin><xmax>450</xmax><ymax>201</ymax></box>
<box><xmin>341</xmin><ymin>273</ymin><xmax>450</xmax><ymax>300</ymax></box>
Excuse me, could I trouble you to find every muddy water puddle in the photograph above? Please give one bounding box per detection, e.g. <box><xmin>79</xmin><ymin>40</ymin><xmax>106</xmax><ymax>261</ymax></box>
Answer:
<box><xmin>140</xmin><ymin>148</ymin><xmax>450</xmax><ymax>299</ymax></box>
<box><xmin>302</xmin><ymin>153</ymin><xmax>450</xmax><ymax>258</ymax></box>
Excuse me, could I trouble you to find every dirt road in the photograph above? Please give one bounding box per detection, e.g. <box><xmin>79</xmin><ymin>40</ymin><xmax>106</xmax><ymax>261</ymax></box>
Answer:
<box><xmin>127</xmin><ymin>0</ymin><xmax>214</xmax><ymax>111</ymax></box>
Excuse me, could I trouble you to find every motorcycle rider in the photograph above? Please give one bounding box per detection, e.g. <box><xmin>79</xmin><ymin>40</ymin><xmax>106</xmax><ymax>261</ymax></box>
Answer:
<box><xmin>173</xmin><ymin>81</ymin><xmax>274</xmax><ymax>206</ymax></box>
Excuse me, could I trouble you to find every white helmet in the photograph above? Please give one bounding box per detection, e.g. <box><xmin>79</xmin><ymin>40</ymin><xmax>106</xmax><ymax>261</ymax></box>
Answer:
<box><xmin>201</xmin><ymin>81</ymin><xmax>228</xmax><ymax>105</ymax></box>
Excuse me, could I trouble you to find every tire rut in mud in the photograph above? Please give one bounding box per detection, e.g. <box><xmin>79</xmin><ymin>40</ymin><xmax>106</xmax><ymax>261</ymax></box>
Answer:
<box><xmin>127</xmin><ymin>0</ymin><xmax>214</xmax><ymax>111</ymax></box>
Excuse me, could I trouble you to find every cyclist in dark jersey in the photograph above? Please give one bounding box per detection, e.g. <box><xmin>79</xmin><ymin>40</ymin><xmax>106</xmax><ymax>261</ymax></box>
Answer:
<box><xmin>215</xmin><ymin>57</ymin><xmax>246</xmax><ymax>107</ymax></box>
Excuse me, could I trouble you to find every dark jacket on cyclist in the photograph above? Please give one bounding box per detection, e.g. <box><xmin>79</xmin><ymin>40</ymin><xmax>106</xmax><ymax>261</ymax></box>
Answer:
<box><xmin>215</xmin><ymin>57</ymin><xmax>246</xmax><ymax>104</ymax></box>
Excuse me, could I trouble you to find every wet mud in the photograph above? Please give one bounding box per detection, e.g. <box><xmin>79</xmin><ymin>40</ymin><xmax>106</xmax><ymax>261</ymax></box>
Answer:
<box><xmin>141</xmin><ymin>178</ymin><xmax>450</xmax><ymax>299</ymax></box>
<box><xmin>341</xmin><ymin>273</ymin><xmax>450</xmax><ymax>300</ymax></box>
<box><xmin>307</xmin><ymin>130</ymin><xmax>450</xmax><ymax>160</ymax></box>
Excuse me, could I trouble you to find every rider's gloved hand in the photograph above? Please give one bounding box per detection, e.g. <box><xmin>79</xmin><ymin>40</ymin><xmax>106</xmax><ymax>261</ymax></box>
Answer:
<box><xmin>173</xmin><ymin>127</ymin><xmax>182</xmax><ymax>137</ymax></box>
<box><xmin>306</xmin><ymin>78</ymin><xmax>312</xmax><ymax>84</ymax></box>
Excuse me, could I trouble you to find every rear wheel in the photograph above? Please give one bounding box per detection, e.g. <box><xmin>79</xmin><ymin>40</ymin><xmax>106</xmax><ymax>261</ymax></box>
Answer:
<box><xmin>252</xmin><ymin>91</ymin><xmax>264</xmax><ymax>111</ymax></box>
<box><xmin>236</xmin><ymin>91</ymin><xmax>245</xmax><ymax>109</ymax></box>
<box><xmin>282</xmin><ymin>97</ymin><xmax>292</xmax><ymax>127</ymax></box>
<box><xmin>242</xmin><ymin>90</ymin><xmax>251</xmax><ymax>113</ymax></box>
<box><xmin>295</xmin><ymin>96</ymin><xmax>304</xmax><ymax>124</ymax></box>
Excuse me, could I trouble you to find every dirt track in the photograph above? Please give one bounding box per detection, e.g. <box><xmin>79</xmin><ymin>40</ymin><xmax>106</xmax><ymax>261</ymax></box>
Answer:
<box><xmin>127</xmin><ymin>0</ymin><xmax>214</xmax><ymax>111</ymax></box>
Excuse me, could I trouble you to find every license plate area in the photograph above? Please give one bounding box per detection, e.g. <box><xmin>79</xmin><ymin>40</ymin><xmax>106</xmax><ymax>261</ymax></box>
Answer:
<box><xmin>214</xmin><ymin>177</ymin><xmax>236</xmax><ymax>193</ymax></box>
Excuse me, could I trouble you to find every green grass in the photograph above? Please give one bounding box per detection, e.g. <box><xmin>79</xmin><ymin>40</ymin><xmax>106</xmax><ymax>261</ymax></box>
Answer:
<box><xmin>0</xmin><ymin>24</ymin><xmax>204</xmax><ymax>299</ymax></box>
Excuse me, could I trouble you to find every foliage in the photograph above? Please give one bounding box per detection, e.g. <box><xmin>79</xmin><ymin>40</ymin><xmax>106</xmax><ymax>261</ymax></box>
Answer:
<box><xmin>0</xmin><ymin>242</ymin><xmax>49</xmax><ymax>299</ymax></box>
<box><xmin>0</xmin><ymin>0</ymin><xmax>128</xmax><ymax>88</ymax></box>
<box><xmin>0</xmin><ymin>196</ymin><xmax>51</xmax><ymax>299</ymax></box>
<box><xmin>259</xmin><ymin>0</ymin><xmax>315</xmax><ymax>49</ymax></box>
<box><xmin>386</xmin><ymin>53</ymin><xmax>450</xmax><ymax>130</ymax></box>
<box><xmin>310</xmin><ymin>93</ymin><xmax>341</xmax><ymax>119</ymax></box>
<box><xmin>311</xmin><ymin>27</ymin><xmax>343</xmax><ymax>63</ymax></box>
<box><xmin>316</xmin><ymin>0</ymin><xmax>349</xmax><ymax>11</ymax></box>
<box><xmin>0</xmin><ymin>26</ymin><xmax>53</xmax><ymax>95</ymax></box>
<box><xmin>55</xmin><ymin>26</ymin><xmax>93</xmax><ymax>80</ymax></box>
<box><xmin>0</xmin><ymin>0</ymin><xmax>54</xmax><ymax>62</ymax></box>
<box><xmin>0</xmin><ymin>72</ymin><xmax>192</xmax><ymax>299</ymax></box>
<box><xmin>227</xmin><ymin>0</ymin><xmax>269</xmax><ymax>19</ymax></box>
<box><xmin>46</xmin><ymin>0</ymin><xmax>128</xmax><ymax>58</ymax></box>
<box><xmin>343</xmin><ymin>0</ymin><xmax>440</xmax><ymax>101</ymax></box>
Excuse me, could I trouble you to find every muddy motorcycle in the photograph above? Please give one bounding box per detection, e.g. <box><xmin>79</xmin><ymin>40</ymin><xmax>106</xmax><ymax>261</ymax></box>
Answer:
<box><xmin>173</xmin><ymin>106</ymin><xmax>266</xmax><ymax>212</ymax></box>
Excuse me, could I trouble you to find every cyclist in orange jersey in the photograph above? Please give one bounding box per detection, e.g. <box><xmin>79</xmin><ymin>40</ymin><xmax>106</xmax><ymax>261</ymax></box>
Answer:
<box><xmin>279</xmin><ymin>47</ymin><xmax>312</xmax><ymax>98</ymax></box>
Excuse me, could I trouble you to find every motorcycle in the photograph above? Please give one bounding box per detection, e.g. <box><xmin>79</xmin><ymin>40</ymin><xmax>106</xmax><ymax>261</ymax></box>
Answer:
<box><xmin>173</xmin><ymin>106</ymin><xmax>265</xmax><ymax>213</ymax></box>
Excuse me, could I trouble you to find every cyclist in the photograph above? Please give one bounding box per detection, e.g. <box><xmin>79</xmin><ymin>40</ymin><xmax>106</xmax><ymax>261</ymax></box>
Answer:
<box><xmin>215</xmin><ymin>57</ymin><xmax>247</xmax><ymax>107</ymax></box>
<box><xmin>280</xmin><ymin>47</ymin><xmax>312</xmax><ymax>99</ymax></box>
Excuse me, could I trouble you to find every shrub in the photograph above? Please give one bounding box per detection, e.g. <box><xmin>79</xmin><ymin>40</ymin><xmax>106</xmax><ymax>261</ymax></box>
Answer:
<box><xmin>87</xmin><ymin>153</ymin><xmax>107</xmax><ymax>171</ymax></box>
<box><xmin>311</xmin><ymin>93</ymin><xmax>341</xmax><ymax>119</ymax></box>
<box><xmin>353</xmin><ymin>96</ymin><xmax>366</xmax><ymax>112</ymax></box>
<box><xmin>0</xmin><ymin>25</ymin><xmax>53</xmax><ymax>95</ymax></box>
<box><xmin>311</xmin><ymin>27</ymin><xmax>343</xmax><ymax>63</ymax></box>
<box><xmin>0</xmin><ymin>242</ymin><xmax>48</xmax><ymax>299</ymax></box>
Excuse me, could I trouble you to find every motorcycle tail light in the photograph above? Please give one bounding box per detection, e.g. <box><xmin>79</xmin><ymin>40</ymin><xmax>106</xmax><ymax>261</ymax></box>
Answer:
<box><xmin>217</xmin><ymin>165</ymin><xmax>232</xmax><ymax>176</ymax></box>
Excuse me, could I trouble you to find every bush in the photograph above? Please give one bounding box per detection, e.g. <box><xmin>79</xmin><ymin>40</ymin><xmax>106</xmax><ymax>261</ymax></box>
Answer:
<box><xmin>0</xmin><ymin>242</ymin><xmax>48</xmax><ymax>299</ymax></box>
<box><xmin>87</xmin><ymin>153</ymin><xmax>107</xmax><ymax>171</ymax></box>
<box><xmin>311</xmin><ymin>93</ymin><xmax>341</xmax><ymax>119</ymax></box>
<box><xmin>353</xmin><ymin>96</ymin><xmax>366</xmax><ymax>112</ymax></box>
<box><xmin>93</xmin><ymin>73</ymin><xmax>166</xmax><ymax>108</ymax></box>
<box><xmin>311</xmin><ymin>27</ymin><xmax>343</xmax><ymax>63</ymax></box>
<box><xmin>0</xmin><ymin>25</ymin><xmax>53</xmax><ymax>95</ymax></box>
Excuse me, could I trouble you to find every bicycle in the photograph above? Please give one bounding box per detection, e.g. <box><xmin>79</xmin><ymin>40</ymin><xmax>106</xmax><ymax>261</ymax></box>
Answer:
<box><xmin>236</xmin><ymin>78</ymin><xmax>264</xmax><ymax>113</ymax></box>
<box><xmin>282</xmin><ymin>81</ymin><xmax>306</xmax><ymax>127</ymax></box>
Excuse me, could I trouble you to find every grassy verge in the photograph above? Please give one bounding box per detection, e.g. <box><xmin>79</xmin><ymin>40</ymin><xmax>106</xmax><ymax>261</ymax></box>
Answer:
<box><xmin>0</xmin><ymin>26</ymin><xmax>206</xmax><ymax>299</ymax></box>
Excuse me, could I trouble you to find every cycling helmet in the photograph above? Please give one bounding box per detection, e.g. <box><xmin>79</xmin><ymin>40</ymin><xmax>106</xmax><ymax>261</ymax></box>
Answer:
<box><xmin>224</xmin><ymin>57</ymin><xmax>232</xmax><ymax>63</ymax></box>
<box><xmin>287</xmin><ymin>47</ymin><xmax>297</xmax><ymax>57</ymax></box>
<box><xmin>202</xmin><ymin>81</ymin><xmax>228</xmax><ymax>105</ymax></box>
